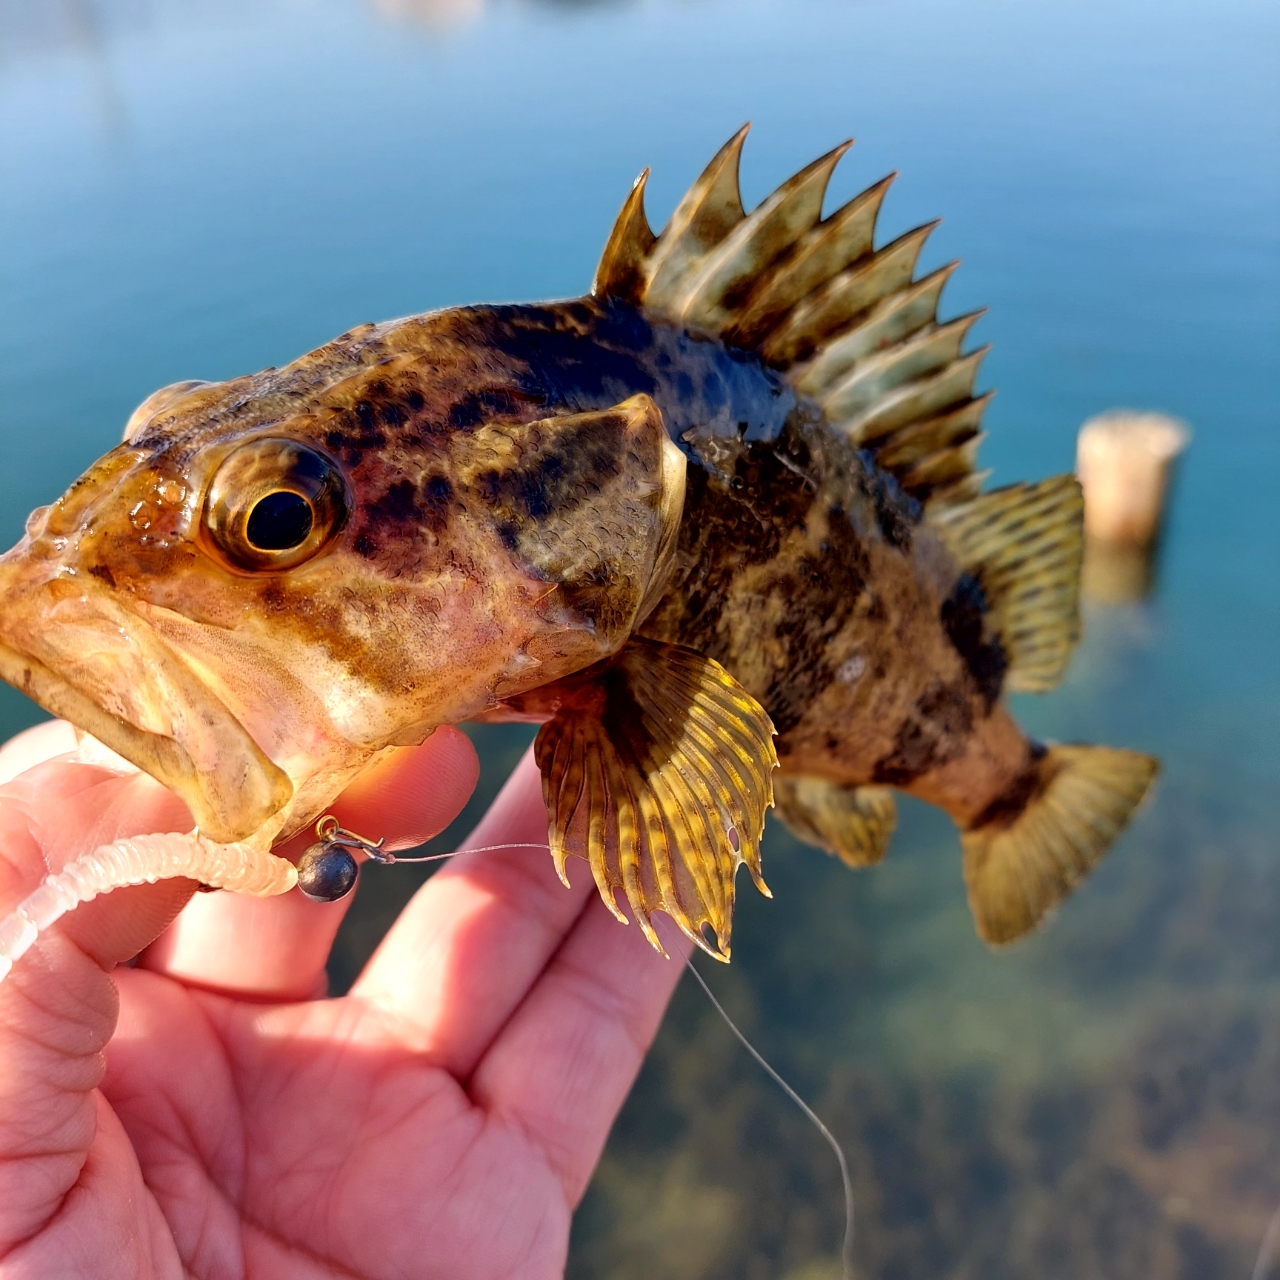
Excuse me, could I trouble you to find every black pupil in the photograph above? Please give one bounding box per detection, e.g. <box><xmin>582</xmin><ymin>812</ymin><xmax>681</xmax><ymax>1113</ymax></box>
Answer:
<box><xmin>246</xmin><ymin>491</ymin><xmax>314</xmax><ymax>550</ymax></box>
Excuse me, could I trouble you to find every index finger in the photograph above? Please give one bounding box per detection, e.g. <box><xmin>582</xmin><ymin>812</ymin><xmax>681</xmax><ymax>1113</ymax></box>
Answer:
<box><xmin>350</xmin><ymin>746</ymin><xmax>598</xmax><ymax>1075</ymax></box>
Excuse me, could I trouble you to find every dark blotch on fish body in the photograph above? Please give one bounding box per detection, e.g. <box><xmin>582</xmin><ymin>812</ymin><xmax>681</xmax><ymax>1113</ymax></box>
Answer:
<box><xmin>941</xmin><ymin>572</ymin><xmax>1007</xmax><ymax>710</ymax></box>
<box><xmin>765</xmin><ymin>502</ymin><xmax>869</xmax><ymax>736</ymax></box>
<box><xmin>873</xmin><ymin>681</ymin><xmax>974</xmax><ymax>785</ymax></box>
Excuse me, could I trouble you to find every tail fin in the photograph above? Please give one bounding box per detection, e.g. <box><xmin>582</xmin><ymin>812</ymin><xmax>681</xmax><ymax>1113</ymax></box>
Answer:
<box><xmin>963</xmin><ymin>745</ymin><xmax>1159</xmax><ymax>945</ymax></box>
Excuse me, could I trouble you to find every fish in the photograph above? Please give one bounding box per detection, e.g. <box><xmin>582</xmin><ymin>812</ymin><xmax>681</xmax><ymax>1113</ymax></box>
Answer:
<box><xmin>0</xmin><ymin>126</ymin><xmax>1158</xmax><ymax>974</ymax></box>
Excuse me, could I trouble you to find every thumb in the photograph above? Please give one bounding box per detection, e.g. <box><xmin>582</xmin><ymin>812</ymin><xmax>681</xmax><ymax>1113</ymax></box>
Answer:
<box><xmin>0</xmin><ymin>759</ymin><xmax>192</xmax><ymax>1251</ymax></box>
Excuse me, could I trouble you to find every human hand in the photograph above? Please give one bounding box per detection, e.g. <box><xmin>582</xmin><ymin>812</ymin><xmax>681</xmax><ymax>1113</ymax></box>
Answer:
<box><xmin>0</xmin><ymin>722</ymin><xmax>691</xmax><ymax>1278</ymax></box>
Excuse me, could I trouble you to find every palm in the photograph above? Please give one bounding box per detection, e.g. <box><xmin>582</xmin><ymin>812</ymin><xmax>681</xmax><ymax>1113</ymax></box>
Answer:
<box><xmin>0</xmin><ymin>727</ymin><xmax>689</xmax><ymax>1279</ymax></box>
<box><xmin>100</xmin><ymin>980</ymin><xmax>567</xmax><ymax>1278</ymax></box>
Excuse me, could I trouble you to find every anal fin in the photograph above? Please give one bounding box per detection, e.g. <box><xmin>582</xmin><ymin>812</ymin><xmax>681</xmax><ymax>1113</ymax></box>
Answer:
<box><xmin>529</xmin><ymin>637</ymin><xmax>777</xmax><ymax>961</ymax></box>
<box><xmin>963</xmin><ymin>744</ymin><xmax>1159</xmax><ymax>945</ymax></box>
<box><xmin>773</xmin><ymin>775</ymin><xmax>896</xmax><ymax>869</ymax></box>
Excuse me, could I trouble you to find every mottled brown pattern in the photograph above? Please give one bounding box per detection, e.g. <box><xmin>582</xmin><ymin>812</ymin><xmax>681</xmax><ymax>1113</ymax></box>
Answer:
<box><xmin>0</xmin><ymin>293</ymin><xmax>1041</xmax><ymax>845</ymax></box>
<box><xmin>0</xmin><ymin>306</ymin><xmax>696</xmax><ymax>841</ymax></box>
<box><xmin>642</xmin><ymin>409</ymin><xmax>1036</xmax><ymax>825</ymax></box>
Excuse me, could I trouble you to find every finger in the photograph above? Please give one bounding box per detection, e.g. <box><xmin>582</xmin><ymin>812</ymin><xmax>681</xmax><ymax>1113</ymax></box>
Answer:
<box><xmin>0</xmin><ymin>762</ymin><xmax>197</xmax><ymax>1249</ymax></box>
<box><xmin>0</xmin><ymin>719</ymin><xmax>78</xmax><ymax>785</ymax></box>
<box><xmin>472</xmin><ymin>898</ymin><xmax>693</xmax><ymax>1205</ymax></box>
<box><xmin>0</xmin><ymin>760</ymin><xmax>197</xmax><ymax>974</ymax></box>
<box><xmin>350</xmin><ymin>744</ymin><xmax>596</xmax><ymax>1076</ymax></box>
<box><xmin>139</xmin><ymin>727</ymin><xmax>479</xmax><ymax>1000</ymax></box>
<box><xmin>334</xmin><ymin>726</ymin><xmax>481</xmax><ymax>852</ymax></box>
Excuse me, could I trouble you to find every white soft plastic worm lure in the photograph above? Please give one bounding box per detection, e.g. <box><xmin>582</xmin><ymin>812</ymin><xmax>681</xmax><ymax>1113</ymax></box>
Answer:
<box><xmin>0</xmin><ymin>833</ymin><xmax>297</xmax><ymax>983</ymax></box>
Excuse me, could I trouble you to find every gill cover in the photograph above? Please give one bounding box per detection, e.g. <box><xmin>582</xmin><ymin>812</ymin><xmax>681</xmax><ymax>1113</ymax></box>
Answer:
<box><xmin>477</xmin><ymin>391</ymin><xmax>775</xmax><ymax>958</ymax></box>
<box><xmin>465</xmin><ymin>393</ymin><xmax>689</xmax><ymax>691</ymax></box>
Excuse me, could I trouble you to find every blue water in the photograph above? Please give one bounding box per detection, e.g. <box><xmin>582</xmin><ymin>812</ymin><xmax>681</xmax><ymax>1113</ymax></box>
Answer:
<box><xmin>2</xmin><ymin>1</ymin><xmax>1277</xmax><ymax>1273</ymax></box>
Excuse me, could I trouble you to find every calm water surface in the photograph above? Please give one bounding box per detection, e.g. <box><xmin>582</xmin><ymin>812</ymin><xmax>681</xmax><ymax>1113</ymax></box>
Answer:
<box><xmin>1</xmin><ymin>1</ymin><xmax>1278</xmax><ymax>1274</ymax></box>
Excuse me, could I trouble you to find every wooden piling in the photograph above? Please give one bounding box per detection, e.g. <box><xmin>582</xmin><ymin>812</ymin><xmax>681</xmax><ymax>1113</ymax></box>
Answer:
<box><xmin>1077</xmin><ymin>411</ymin><xmax>1189</xmax><ymax>603</ymax></box>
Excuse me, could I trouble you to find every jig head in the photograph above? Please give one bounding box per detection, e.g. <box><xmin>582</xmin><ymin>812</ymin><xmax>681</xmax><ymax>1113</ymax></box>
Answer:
<box><xmin>295</xmin><ymin>816</ymin><xmax>390</xmax><ymax>902</ymax></box>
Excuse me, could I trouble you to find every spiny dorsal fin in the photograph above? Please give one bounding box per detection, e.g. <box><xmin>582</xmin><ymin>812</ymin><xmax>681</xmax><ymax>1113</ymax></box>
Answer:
<box><xmin>773</xmin><ymin>775</ymin><xmax>897</xmax><ymax>869</ymax></box>
<box><xmin>591</xmin><ymin>130</ymin><xmax>990</xmax><ymax>507</ymax></box>
<box><xmin>532</xmin><ymin>636</ymin><xmax>777</xmax><ymax>961</ymax></box>
<box><xmin>964</xmin><ymin>745</ymin><xmax>1159</xmax><ymax>945</ymax></box>
<box><xmin>929</xmin><ymin>475</ymin><xmax>1084</xmax><ymax>693</ymax></box>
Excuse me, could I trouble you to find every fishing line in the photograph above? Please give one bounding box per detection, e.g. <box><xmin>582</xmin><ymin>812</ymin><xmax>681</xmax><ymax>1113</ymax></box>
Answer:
<box><xmin>374</xmin><ymin>842</ymin><xmax>554</xmax><ymax>864</ymax></box>
<box><xmin>685</xmin><ymin>959</ymin><xmax>855</xmax><ymax>1280</ymax></box>
<box><xmin>1251</xmin><ymin>1197</ymin><xmax>1280</xmax><ymax>1280</ymax></box>
<box><xmin>375</xmin><ymin>839</ymin><xmax>858</xmax><ymax>1277</ymax></box>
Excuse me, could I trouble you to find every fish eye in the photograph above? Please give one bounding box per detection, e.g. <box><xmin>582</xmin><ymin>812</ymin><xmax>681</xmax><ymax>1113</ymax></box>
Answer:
<box><xmin>203</xmin><ymin>438</ymin><xmax>348</xmax><ymax>572</ymax></box>
<box><xmin>246</xmin><ymin>491</ymin><xmax>314</xmax><ymax>551</ymax></box>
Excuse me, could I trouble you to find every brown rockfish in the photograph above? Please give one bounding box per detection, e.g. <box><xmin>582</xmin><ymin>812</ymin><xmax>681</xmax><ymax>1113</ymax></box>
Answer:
<box><xmin>0</xmin><ymin>128</ymin><xmax>1157</xmax><ymax>974</ymax></box>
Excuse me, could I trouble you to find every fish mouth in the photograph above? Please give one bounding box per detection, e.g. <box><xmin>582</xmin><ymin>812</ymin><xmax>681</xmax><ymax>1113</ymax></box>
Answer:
<box><xmin>0</xmin><ymin>562</ymin><xmax>292</xmax><ymax>845</ymax></box>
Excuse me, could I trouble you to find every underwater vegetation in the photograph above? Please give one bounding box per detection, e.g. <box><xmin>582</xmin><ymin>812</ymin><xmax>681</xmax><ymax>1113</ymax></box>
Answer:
<box><xmin>564</xmin><ymin>778</ymin><xmax>1280</xmax><ymax>1278</ymax></box>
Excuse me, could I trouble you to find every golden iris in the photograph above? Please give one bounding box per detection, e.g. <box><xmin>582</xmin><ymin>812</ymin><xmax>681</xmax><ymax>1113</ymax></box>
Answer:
<box><xmin>204</xmin><ymin>438</ymin><xmax>348</xmax><ymax>572</ymax></box>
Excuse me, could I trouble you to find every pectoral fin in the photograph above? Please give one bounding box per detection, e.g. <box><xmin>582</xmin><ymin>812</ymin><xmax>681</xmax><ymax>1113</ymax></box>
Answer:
<box><xmin>773</xmin><ymin>775</ymin><xmax>897</xmax><ymax>868</ymax></box>
<box><xmin>529</xmin><ymin>636</ymin><xmax>777</xmax><ymax>961</ymax></box>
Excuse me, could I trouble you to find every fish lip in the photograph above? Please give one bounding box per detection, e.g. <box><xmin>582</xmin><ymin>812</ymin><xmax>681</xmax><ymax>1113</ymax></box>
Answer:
<box><xmin>0</xmin><ymin>576</ymin><xmax>293</xmax><ymax>845</ymax></box>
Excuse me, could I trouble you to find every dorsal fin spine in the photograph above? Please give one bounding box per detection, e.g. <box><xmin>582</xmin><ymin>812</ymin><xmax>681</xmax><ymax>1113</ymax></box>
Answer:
<box><xmin>880</xmin><ymin>392</ymin><xmax>991</xmax><ymax>460</ymax></box>
<box><xmin>643</xmin><ymin>125</ymin><xmax>750</xmax><ymax>310</ymax></box>
<box><xmin>675</xmin><ymin>140</ymin><xmax>853</xmax><ymax>333</ymax></box>
<box><xmin>592</xmin><ymin>168</ymin><xmax>656</xmax><ymax>304</ymax></box>
<box><xmin>817</xmin><ymin>311</ymin><xmax>986</xmax><ymax>422</ymax></box>
<box><xmin>761</xmin><ymin>220</ymin><xmax>940</xmax><ymax>367</ymax></box>
<box><xmin>838</xmin><ymin>346</ymin><xmax>989</xmax><ymax>447</ymax></box>
<box><xmin>791</xmin><ymin>261</ymin><xmax>960</xmax><ymax>396</ymax></box>
<box><xmin>898</xmin><ymin>432</ymin><xmax>986</xmax><ymax>493</ymax></box>
<box><xmin>725</xmin><ymin>172</ymin><xmax>896</xmax><ymax>348</ymax></box>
